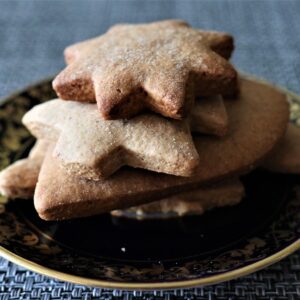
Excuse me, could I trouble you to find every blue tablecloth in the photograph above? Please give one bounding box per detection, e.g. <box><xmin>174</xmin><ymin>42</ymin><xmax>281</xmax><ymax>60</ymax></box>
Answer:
<box><xmin>1</xmin><ymin>0</ymin><xmax>300</xmax><ymax>299</ymax></box>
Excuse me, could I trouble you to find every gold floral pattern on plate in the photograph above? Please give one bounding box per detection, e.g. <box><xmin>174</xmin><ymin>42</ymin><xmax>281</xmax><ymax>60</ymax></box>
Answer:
<box><xmin>0</xmin><ymin>76</ymin><xmax>299</xmax><ymax>290</ymax></box>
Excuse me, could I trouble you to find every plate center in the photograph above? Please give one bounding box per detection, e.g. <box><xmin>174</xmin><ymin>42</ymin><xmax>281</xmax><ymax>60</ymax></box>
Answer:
<box><xmin>17</xmin><ymin>170</ymin><xmax>290</xmax><ymax>262</ymax></box>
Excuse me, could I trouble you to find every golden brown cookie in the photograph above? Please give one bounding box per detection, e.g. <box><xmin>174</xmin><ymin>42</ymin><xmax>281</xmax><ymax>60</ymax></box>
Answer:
<box><xmin>23</xmin><ymin>101</ymin><xmax>199</xmax><ymax>179</ymax></box>
<box><xmin>191</xmin><ymin>95</ymin><xmax>228</xmax><ymax>136</ymax></box>
<box><xmin>22</xmin><ymin>94</ymin><xmax>228</xmax><ymax>180</ymax></box>
<box><xmin>262</xmin><ymin>124</ymin><xmax>300</xmax><ymax>173</ymax></box>
<box><xmin>53</xmin><ymin>20</ymin><xmax>237</xmax><ymax>120</ymax></box>
<box><xmin>0</xmin><ymin>144</ymin><xmax>243</xmax><ymax>220</ymax></box>
<box><xmin>34</xmin><ymin>78</ymin><xmax>289</xmax><ymax>220</ymax></box>
<box><xmin>0</xmin><ymin>140</ymin><xmax>48</xmax><ymax>199</ymax></box>
<box><xmin>111</xmin><ymin>179</ymin><xmax>244</xmax><ymax>219</ymax></box>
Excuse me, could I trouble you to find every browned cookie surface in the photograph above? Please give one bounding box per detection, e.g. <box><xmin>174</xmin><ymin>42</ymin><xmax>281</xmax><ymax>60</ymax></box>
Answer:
<box><xmin>263</xmin><ymin>124</ymin><xmax>300</xmax><ymax>173</ymax></box>
<box><xmin>0</xmin><ymin>140</ymin><xmax>48</xmax><ymax>199</ymax></box>
<box><xmin>0</xmin><ymin>146</ymin><xmax>243</xmax><ymax>219</ymax></box>
<box><xmin>23</xmin><ymin>102</ymin><xmax>199</xmax><ymax>179</ymax></box>
<box><xmin>111</xmin><ymin>179</ymin><xmax>244</xmax><ymax>219</ymax></box>
<box><xmin>53</xmin><ymin>20</ymin><xmax>237</xmax><ymax>120</ymax></box>
<box><xmin>34</xmin><ymin>78</ymin><xmax>289</xmax><ymax>220</ymax></box>
<box><xmin>191</xmin><ymin>95</ymin><xmax>228</xmax><ymax>136</ymax></box>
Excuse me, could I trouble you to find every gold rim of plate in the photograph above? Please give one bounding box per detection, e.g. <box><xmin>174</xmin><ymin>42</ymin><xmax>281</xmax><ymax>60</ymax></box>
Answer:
<box><xmin>0</xmin><ymin>73</ymin><xmax>299</xmax><ymax>290</ymax></box>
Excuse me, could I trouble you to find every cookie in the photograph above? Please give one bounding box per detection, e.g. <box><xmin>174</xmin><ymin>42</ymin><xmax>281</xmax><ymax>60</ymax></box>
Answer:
<box><xmin>111</xmin><ymin>179</ymin><xmax>244</xmax><ymax>219</ymax></box>
<box><xmin>262</xmin><ymin>124</ymin><xmax>300</xmax><ymax>173</ymax></box>
<box><xmin>23</xmin><ymin>101</ymin><xmax>200</xmax><ymax>179</ymax></box>
<box><xmin>53</xmin><ymin>20</ymin><xmax>237</xmax><ymax>120</ymax></box>
<box><xmin>0</xmin><ymin>144</ymin><xmax>243</xmax><ymax>220</ymax></box>
<box><xmin>0</xmin><ymin>140</ymin><xmax>48</xmax><ymax>199</ymax></box>
<box><xmin>34</xmin><ymin>78</ymin><xmax>289</xmax><ymax>220</ymax></box>
<box><xmin>22</xmin><ymin>94</ymin><xmax>228</xmax><ymax>181</ymax></box>
<box><xmin>23</xmin><ymin>93</ymin><xmax>228</xmax><ymax>181</ymax></box>
<box><xmin>191</xmin><ymin>95</ymin><xmax>228</xmax><ymax>136</ymax></box>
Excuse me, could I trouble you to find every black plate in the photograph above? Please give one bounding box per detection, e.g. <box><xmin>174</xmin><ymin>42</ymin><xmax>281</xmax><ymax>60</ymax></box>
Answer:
<box><xmin>0</xmin><ymin>76</ymin><xmax>299</xmax><ymax>289</ymax></box>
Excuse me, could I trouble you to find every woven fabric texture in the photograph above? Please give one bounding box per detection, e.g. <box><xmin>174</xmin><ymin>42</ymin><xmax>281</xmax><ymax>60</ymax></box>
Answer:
<box><xmin>0</xmin><ymin>253</ymin><xmax>300</xmax><ymax>299</ymax></box>
<box><xmin>1</xmin><ymin>0</ymin><xmax>300</xmax><ymax>298</ymax></box>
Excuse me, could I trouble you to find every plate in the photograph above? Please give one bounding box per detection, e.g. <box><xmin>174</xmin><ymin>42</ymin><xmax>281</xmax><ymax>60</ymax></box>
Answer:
<box><xmin>0</xmin><ymin>76</ymin><xmax>300</xmax><ymax>290</ymax></box>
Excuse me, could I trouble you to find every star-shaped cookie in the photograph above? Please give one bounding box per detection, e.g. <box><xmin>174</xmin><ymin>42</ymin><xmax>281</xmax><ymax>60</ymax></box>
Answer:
<box><xmin>53</xmin><ymin>20</ymin><xmax>237</xmax><ymax>120</ymax></box>
<box><xmin>192</xmin><ymin>95</ymin><xmax>228</xmax><ymax>136</ymax></box>
<box><xmin>22</xmin><ymin>100</ymin><xmax>200</xmax><ymax>180</ymax></box>
<box><xmin>262</xmin><ymin>124</ymin><xmax>300</xmax><ymax>173</ymax></box>
<box><xmin>0</xmin><ymin>140</ymin><xmax>49</xmax><ymax>199</ymax></box>
<box><xmin>33</xmin><ymin>78</ymin><xmax>289</xmax><ymax>220</ymax></box>
<box><xmin>0</xmin><ymin>140</ymin><xmax>243</xmax><ymax>220</ymax></box>
<box><xmin>111</xmin><ymin>178</ymin><xmax>244</xmax><ymax>219</ymax></box>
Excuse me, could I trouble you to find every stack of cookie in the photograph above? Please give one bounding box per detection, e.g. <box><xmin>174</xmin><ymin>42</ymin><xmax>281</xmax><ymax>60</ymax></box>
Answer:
<box><xmin>0</xmin><ymin>20</ymin><xmax>297</xmax><ymax>221</ymax></box>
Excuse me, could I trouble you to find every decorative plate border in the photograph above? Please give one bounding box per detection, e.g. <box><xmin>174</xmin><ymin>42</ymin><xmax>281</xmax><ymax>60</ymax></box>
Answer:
<box><xmin>0</xmin><ymin>74</ymin><xmax>299</xmax><ymax>290</ymax></box>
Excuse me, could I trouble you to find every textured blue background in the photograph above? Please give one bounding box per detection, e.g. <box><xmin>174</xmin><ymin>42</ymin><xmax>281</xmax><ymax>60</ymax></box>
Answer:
<box><xmin>1</xmin><ymin>0</ymin><xmax>300</xmax><ymax>299</ymax></box>
<box><xmin>1</xmin><ymin>0</ymin><xmax>300</xmax><ymax>98</ymax></box>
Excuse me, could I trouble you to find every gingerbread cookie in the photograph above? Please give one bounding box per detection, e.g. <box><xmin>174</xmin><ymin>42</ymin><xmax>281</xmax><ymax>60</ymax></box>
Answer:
<box><xmin>191</xmin><ymin>95</ymin><xmax>228</xmax><ymax>136</ymax></box>
<box><xmin>262</xmin><ymin>124</ymin><xmax>300</xmax><ymax>173</ymax></box>
<box><xmin>0</xmin><ymin>144</ymin><xmax>243</xmax><ymax>220</ymax></box>
<box><xmin>22</xmin><ymin>95</ymin><xmax>227</xmax><ymax>180</ymax></box>
<box><xmin>53</xmin><ymin>20</ymin><xmax>237</xmax><ymax>120</ymax></box>
<box><xmin>23</xmin><ymin>100</ymin><xmax>200</xmax><ymax>179</ymax></box>
<box><xmin>111</xmin><ymin>179</ymin><xmax>244</xmax><ymax>219</ymax></box>
<box><xmin>0</xmin><ymin>140</ymin><xmax>48</xmax><ymax>199</ymax></box>
<box><xmin>34</xmin><ymin>78</ymin><xmax>289</xmax><ymax>220</ymax></box>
